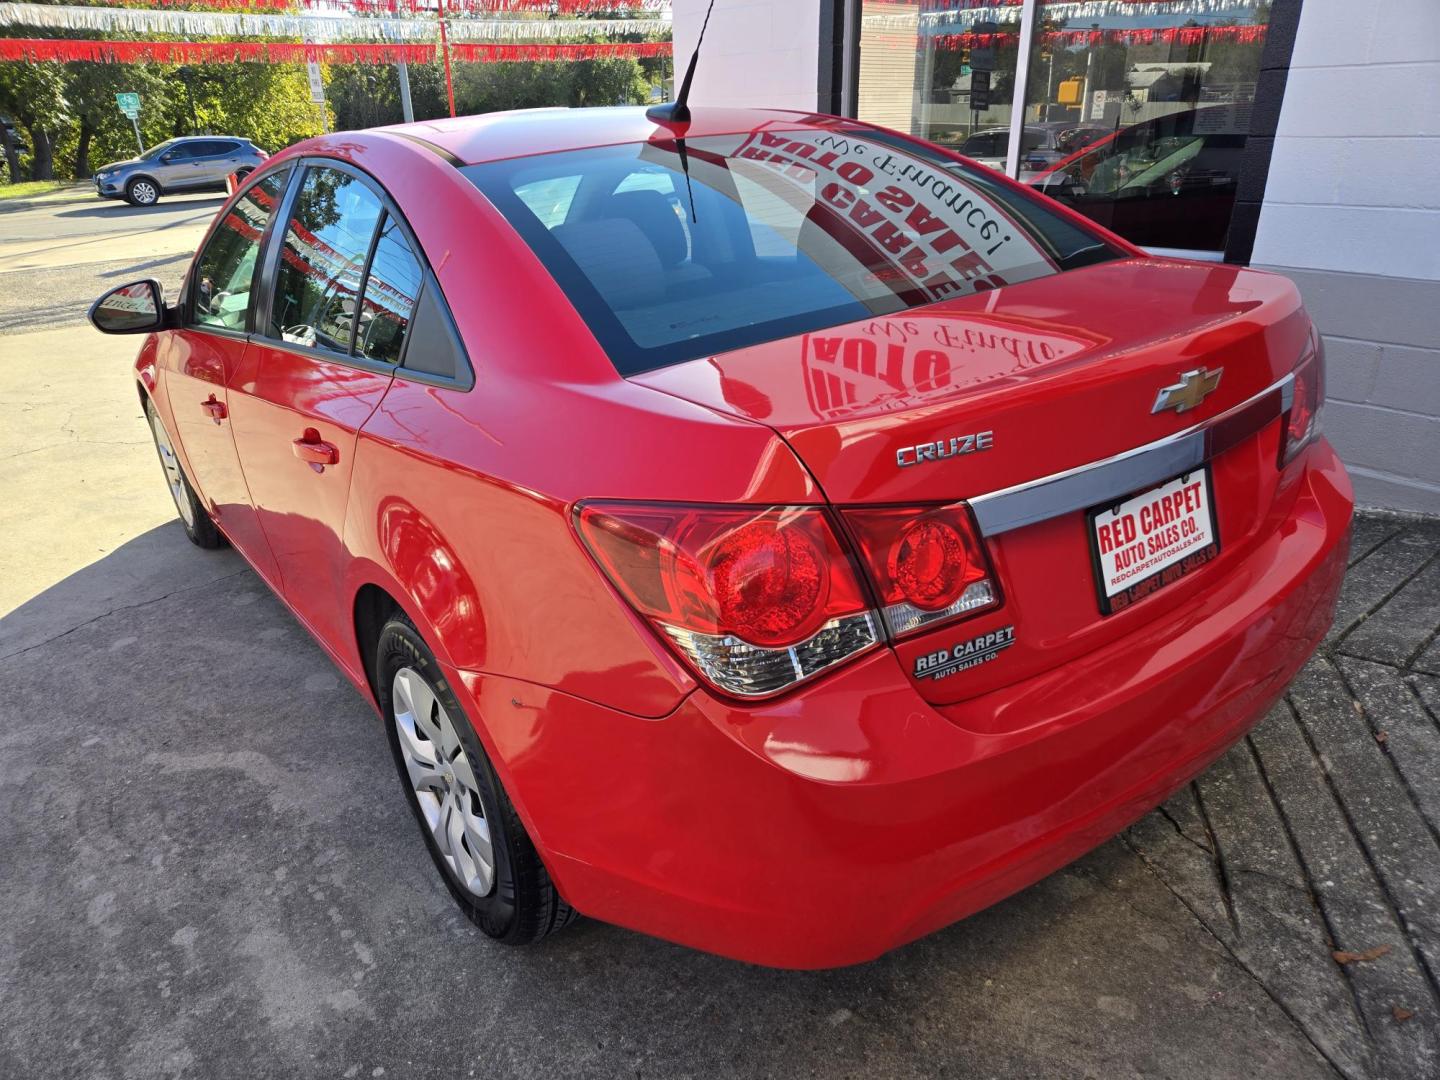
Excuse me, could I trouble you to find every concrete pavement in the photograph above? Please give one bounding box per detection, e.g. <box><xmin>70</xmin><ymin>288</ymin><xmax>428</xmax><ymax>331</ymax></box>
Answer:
<box><xmin>1</xmin><ymin>193</ymin><xmax>1438</xmax><ymax>1080</ymax></box>
<box><xmin>0</xmin><ymin>187</ymin><xmax>225</xmax><ymax>273</ymax></box>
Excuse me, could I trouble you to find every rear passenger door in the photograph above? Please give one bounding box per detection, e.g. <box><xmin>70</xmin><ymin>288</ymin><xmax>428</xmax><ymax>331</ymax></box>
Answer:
<box><xmin>193</xmin><ymin>140</ymin><xmax>244</xmax><ymax>188</ymax></box>
<box><xmin>228</xmin><ymin>161</ymin><xmax>425</xmax><ymax>649</ymax></box>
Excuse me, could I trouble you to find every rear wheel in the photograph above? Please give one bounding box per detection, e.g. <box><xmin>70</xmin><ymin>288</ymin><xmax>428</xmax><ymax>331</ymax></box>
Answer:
<box><xmin>376</xmin><ymin>616</ymin><xmax>577</xmax><ymax>944</ymax></box>
<box><xmin>145</xmin><ymin>398</ymin><xmax>222</xmax><ymax>549</ymax></box>
<box><xmin>125</xmin><ymin>177</ymin><xmax>159</xmax><ymax>206</ymax></box>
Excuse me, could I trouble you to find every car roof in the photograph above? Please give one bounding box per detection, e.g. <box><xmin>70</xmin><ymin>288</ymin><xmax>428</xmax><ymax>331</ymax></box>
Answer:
<box><xmin>370</xmin><ymin>105</ymin><xmax>846</xmax><ymax>167</ymax></box>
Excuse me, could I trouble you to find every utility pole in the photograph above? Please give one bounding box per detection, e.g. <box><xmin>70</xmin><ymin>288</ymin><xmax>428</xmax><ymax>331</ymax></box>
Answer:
<box><xmin>397</xmin><ymin>61</ymin><xmax>415</xmax><ymax>123</ymax></box>
<box><xmin>438</xmin><ymin>0</ymin><xmax>456</xmax><ymax>118</ymax></box>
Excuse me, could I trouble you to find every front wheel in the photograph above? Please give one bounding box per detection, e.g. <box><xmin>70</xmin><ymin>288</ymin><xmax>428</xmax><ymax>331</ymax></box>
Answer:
<box><xmin>376</xmin><ymin>616</ymin><xmax>577</xmax><ymax>945</ymax></box>
<box><xmin>125</xmin><ymin>177</ymin><xmax>159</xmax><ymax>206</ymax></box>
<box><xmin>145</xmin><ymin>398</ymin><xmax>222</xmax><ymax>548</ymax></box>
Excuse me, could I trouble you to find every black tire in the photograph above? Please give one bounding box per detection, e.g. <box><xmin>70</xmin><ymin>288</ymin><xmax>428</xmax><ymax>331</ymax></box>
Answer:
<box><xmin>376</xmin><ymin>616</ymin><xmax>578</xmax><ymax>944</ymax></box>
<box><xmin>144</xmin><ymin>398</ymin><xmax>224</xmax><ymax>549</ymax></box>
<box><xmin>125</xmin><ymin>176</ymin><xmax>159</xmax><ymax>206</ymax></box>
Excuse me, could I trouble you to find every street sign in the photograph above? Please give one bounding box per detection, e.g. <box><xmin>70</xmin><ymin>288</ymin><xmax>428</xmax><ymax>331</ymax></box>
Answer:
<box><xmin>971</xmin><ymin>70</ymin><xmax>991</xmax><ymax>93</ymax></box>
<box><xmin>970</xmin><ymin>91</ymin><xmax>991</xmax><ymax>112</ymax></box>
<box><xmin>970</xmin><ymin>46</ymin><xmax>995</xmax><ymax>72</ymax></box>
<box><xmin>115</xmin><ymin>93</ymin><xmax>144</xmax><ymax>154</ymax></box>
<box><xmin>306</xmin><ymin>62</ymin><xmax>325</xmax><ymax>104</ymax></box>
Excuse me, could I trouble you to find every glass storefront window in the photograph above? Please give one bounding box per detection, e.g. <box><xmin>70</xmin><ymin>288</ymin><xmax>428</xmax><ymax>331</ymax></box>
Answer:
<box><xmin>1020</xmin><ymin>0</ymin><xmax>1269</xmax><ymax>251</ymax></box>
<box><xmin>856</xmin><ymin>1</ymin><xmax>1022</xmax><ymax>167</ymax></box>
<box><xmin>854</xmin><ymin>0</ymin><xmax>1272</xmax><ymax>254</ymax></box>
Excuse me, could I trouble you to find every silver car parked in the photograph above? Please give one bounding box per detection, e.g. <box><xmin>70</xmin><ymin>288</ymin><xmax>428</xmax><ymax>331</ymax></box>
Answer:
<box><xmin>93</xmin><ymin>136</ymin><xmax>268</xmax><ymax>207</ymax></box>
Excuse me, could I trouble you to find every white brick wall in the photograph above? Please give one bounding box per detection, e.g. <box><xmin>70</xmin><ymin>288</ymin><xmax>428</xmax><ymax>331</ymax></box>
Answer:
<box><xmin>1253</xmin><ymin>0</ymin><xmax>1440</xmax><ymax>514</ymax></box>
<box><xmin>1253</xmin><ymin>2</ymin><xmax>1440</xmax><ymax>279</ymax></box>
<box><xmin>672</xmin><ymin>0</ymin><xmax>823</xmax><ymax>113</ymax></box>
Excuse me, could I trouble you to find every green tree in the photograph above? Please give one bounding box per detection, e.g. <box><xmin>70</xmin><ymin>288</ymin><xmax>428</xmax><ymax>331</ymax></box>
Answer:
<box><xmin>451</xmin><ymin>56</ymin><xmax>649</xmax><ymax>116</ymax></box>
<box><xmin>64</xmin><ymin>62</ymin><xmax>172</xmax><ymax>176</ymax></box>
<box><xmin>0</xmin><ymin>61</ymin><xmax>69</xmax><ymax>179</ymax></box>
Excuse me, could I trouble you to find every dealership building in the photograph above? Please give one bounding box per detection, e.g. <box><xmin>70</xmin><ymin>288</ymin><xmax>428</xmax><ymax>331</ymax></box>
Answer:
<box><xmin>672</xmin><ymin>0</ymin><xmax>1439</xmax><ymax>514</ymax></box>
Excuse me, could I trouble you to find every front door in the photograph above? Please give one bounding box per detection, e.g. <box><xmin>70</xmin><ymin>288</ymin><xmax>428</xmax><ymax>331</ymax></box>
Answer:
<box><xmin>227</xmin><ymin>163</ymin><xmax>418</xmax><ymax>649</ymax></box>
<box><xmin>153</xmin><ymin>143</ymin><xmax>198</xmax><ymax>190</ymax></box>
<box><xmin>160</xmin><ymin>167</ymin><xmax>292</xmax><ymax>585</ymax></box>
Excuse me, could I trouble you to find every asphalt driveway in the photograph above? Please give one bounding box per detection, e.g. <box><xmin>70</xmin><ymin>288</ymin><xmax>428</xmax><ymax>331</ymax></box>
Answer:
<box><xmin>1</xmin><ymin>192</ymin><xmax>1437</xmax><ymax>1080</ymax></box>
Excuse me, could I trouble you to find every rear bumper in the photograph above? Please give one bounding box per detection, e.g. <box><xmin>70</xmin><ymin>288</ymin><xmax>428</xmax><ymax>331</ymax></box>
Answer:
<box><xmin>458</xmin><ymin>442</ymin><xmax>1353</xmax><ymax>968</ymax></box>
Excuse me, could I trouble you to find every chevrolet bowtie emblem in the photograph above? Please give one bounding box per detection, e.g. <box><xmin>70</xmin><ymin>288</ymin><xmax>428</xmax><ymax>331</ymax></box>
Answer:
<box><xmin>1153</xmin><ymin>367</ymin><xmax>1223</xmax><ymax>414</ymax></box>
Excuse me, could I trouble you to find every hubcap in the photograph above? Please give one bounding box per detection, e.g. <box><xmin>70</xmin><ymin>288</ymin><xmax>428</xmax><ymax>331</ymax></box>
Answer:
<box><xmin>148</xmin><ymin>410</ymin><xmax>195</xmax><ymax>528</ymax></box>
<box><xmin>391</xmin><ymin>666</ymin><xmax>495</xmax><ymax>898</ymax></box>
<box><xmin>133</xmin><ymin>181</ymin><xmax>156</xmax><ymax>203</ymax></box>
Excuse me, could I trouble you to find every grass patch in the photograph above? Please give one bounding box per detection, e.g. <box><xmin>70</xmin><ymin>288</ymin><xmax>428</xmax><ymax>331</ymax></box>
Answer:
<box><xmin>0</xmin><ymin>180</ymin><xmax>73</xmax><ymax>202</ymax></box>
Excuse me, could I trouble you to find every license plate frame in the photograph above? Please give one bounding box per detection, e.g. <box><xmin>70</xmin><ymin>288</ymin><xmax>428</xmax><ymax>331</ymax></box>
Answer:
<box><xmin>1086</xmin><ymin>467</ymin><xmax>1220</xmax><ymax>616</ymax></box>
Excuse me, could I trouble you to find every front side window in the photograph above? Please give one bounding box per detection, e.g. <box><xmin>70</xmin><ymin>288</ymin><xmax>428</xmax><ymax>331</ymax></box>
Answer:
<box><xmin>466</xmin><ymin>128</ymin><xmax>1120</xmax><ymax>375</ymax></box>
<box><xmin>189</xmin><ymin>167</ymin><xmax>289</xmax><ymax>333</ymax></box>
<box><xmin>140</xmin><ymin>139</ymin><xmax>179</xmax><ymax>161</ymax></box>
<box><xmin>268</xmin><ymin>166</ymin><xmax>383</xmax><ymax>354</ymax></box>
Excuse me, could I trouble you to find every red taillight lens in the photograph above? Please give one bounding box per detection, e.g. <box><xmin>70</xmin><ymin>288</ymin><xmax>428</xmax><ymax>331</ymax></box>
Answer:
<box><xmin>842</xmin><ymin>503</ymin><xmax>1000</xmax><ymax>638</ymax></box>
<box><xmin>575</xmin><ymin>504</ymin><xmax>879</xmax><ymax>697</ymax></box>
<box><xmin>1281</xmin><ymin>334</ymin><xmax>1325</xmax><ymax>467</ymax></box>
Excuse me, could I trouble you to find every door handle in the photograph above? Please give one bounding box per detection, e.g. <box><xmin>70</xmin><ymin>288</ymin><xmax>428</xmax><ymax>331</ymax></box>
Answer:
<box><xmin>201</xmin><ymin>396</ymin><xmax>227</xmax><ymax>423</ymax></box>
<box><xmin>292</xmin><ymin>433</ymin><xmax>339</xmax><ymax>467</ymax></box>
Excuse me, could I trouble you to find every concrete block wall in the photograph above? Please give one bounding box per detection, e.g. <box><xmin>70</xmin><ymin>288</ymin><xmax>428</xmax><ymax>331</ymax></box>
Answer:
<box><xmin>1251</xmin><ymin>0</ymin><xmax>1440</xmax><ymax>513</ymax></box>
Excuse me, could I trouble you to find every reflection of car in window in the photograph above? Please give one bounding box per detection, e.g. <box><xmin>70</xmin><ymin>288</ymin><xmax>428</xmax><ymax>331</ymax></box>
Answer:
<box><xmin>1025</xmin><ymin>106</ymin><xmax>1244</xmax><ymax>250</ymax></box>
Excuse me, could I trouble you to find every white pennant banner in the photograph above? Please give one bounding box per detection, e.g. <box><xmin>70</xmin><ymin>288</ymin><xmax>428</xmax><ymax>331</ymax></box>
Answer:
<box><xmin>0</xmin><ymin>3</ymin><xmax>670</xmax><ymax>43</ymax></box>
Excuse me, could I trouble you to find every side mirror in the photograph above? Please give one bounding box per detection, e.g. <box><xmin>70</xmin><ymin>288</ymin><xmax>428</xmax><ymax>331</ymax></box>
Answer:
<box><xmin>160</xmin><ymin>152</ymin><xmax>176</xmax><ymax>163</ymax></box>
<box><xmin>88</xmin><ymin>279</ymin><xmax>168</xmax><ymax>335</ymax></box>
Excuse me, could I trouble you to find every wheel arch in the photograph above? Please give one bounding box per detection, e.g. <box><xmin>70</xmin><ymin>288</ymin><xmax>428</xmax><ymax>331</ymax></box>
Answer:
<box><xmin>353</xmin><ymin>581</ymin><xmax>403</xmax><ymax>708</ymax></box>
<box><xmin>347</xmin><ymin>561</ymin><xmax>465</xmax><ymax>709</ymax></box>
<box><xmin>125</xmin><ymin>173</ymin><xmax>162</xmax><ymax>196</ymax></box>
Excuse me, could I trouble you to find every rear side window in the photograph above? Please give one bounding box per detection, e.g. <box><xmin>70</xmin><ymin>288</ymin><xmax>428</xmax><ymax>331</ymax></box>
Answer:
<box><xmin>465</xmin><ymin>128</ymin><xmax>1121</xmax><ymax>375</ymax></box>
<box><xmin>355</xmin><ymin>214</ymin><xmax>423</xmax><ymax>364</ymax></box>
<box><xmin>268</xmin><ymin>166</ymin><xmax>383</xmax><ymax>354</ymax></box>
<box><xmin>189</xmin><ymin>168</ymin><xmax>288</xmax><ymax>333</ymax></box>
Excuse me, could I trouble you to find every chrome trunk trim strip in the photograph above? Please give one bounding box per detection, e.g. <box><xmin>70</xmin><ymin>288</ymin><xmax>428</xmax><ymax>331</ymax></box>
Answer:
<box><xmin>970</xmin><ymin>373</ymin><xmax>1295</xmax><ymax>537</ymax></box>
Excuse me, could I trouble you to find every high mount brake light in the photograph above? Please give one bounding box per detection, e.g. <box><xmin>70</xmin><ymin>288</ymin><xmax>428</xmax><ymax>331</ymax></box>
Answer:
<box><xmin>575</xmin><ymin>504</ymin><xmax>880</xmax><ymax>698</ymax></box>
<box><xmin>841</xmin><ymin>503</ymin><xmax>1001</xmax><ymax>638</ymax></box>
<box><xmin>1281</xmin><ymin>333</ymin><xmax>1325</xmax><ymax>468</ymax></box>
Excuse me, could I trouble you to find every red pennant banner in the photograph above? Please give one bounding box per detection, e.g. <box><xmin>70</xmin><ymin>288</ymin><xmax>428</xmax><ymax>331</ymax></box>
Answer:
<box><xmin>0</xmin><ymin>37</ymin><xmax>673</xmax><ymax>64</ymax></box>
<box><xmin>933</xmin><ymin>23</ymin><xmax>1267</xmax><ymax>48</ymax></box>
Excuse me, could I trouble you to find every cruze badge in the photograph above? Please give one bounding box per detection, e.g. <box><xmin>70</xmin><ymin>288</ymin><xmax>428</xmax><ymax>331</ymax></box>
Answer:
<box><xmin>896</xmin><ymin>430</ymin><xmax>994</xmax><ymax>468</ymax></box>
<box><xmin>914</xmin><ymin>626</ymin><xmax>1016</xmax><ymax>681</ymax></box>
<box><xmin>1152</xmin><ymin>367</ymin><xmax>1222</xmax><ymax>415</ymax></box>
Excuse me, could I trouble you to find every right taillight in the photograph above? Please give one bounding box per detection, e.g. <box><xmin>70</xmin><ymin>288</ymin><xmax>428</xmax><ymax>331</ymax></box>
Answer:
<box><xmin>575</xmin><ymin>503</ymin><xmax>881</xmax><ymax>698</ymax></box>
<box><xmin>840</xmin><ymin>503</ymin><xmax>1001</xmax><ymax>638</ymax></box>
<box><xmin>1280</xmin><ymin>332</ymin><xmax>1325</xmax><ymax>468</ymax></box>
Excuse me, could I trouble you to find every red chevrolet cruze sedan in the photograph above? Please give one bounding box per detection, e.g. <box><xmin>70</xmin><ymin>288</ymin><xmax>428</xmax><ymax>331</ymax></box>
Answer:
<box><xmin>89</xmin><ymin>106</ymin><xmax>1353</xmax><ymax>968</ymax></box>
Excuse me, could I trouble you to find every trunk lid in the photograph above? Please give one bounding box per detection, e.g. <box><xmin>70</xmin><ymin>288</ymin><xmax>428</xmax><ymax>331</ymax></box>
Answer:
<box><xmin>631</xmin><ymin>258</ymin><xmax>1312</xmax><ymax>720</ymax></box>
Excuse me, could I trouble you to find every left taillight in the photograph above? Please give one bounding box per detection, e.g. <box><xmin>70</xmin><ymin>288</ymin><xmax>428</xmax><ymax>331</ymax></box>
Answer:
<box><xmin>575</xmin><ymin>503</ymin><xmax>881</xmax><ymax>698</ymax></box>
<box><xmin>1280</xmin><ymin>331</ymin><xmax>1325</xmax><ymax>468</ymax></box>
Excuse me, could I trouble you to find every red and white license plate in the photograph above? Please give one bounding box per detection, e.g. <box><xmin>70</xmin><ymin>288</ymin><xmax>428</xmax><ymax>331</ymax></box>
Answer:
<box><xmin>1088</xmin><ymin>469</ymin><xmax>1219</xmax><ymax>615</ymax></box>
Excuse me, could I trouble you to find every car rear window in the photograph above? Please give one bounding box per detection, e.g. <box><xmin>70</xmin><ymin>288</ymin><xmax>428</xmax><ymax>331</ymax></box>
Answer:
<box><xmin>464</xmin><ymin>128</ymin><xmax>1122</xmax><ymax>376</ymax></box>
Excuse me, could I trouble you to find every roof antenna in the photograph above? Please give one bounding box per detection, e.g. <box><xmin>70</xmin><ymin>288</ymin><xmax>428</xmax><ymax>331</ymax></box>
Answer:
<box><xmin>647</xmin><ymin>0</ymin><xmax>715</xmax><ymax>126</ymax></box>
